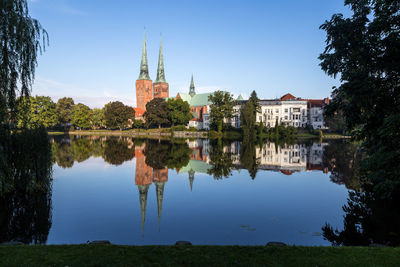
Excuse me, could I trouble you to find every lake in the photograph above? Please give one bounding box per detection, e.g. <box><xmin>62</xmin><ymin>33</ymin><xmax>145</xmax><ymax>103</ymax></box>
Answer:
<box><xmin>33</xmin><ymin>135</ymin><xmax>358</xmax><ymax>246</ymax></box>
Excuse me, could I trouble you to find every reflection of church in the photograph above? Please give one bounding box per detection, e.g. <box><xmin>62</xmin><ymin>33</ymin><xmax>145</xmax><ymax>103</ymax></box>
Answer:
<box><xmin>134</xmin><ymin>144</ymin><xmax>168</xmax><ymax>231</ymax></box>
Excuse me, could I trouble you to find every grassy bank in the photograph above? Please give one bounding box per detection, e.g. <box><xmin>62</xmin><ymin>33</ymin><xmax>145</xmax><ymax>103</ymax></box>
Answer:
<box><xmin>0</xmin><ymin>245</ymin><xmax>399</xmax><ymax>266</ymax></box>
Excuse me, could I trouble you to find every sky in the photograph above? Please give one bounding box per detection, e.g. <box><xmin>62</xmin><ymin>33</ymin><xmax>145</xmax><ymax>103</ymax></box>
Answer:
<box><xmin>28</xmin><ymin>0</ymin><xmax>351</xmax><ymax>108</ymax></box>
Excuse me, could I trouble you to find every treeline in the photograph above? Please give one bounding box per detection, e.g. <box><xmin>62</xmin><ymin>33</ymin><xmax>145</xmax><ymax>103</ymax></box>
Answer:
<box><xmin>13</xmin><ymin>96</ymin><xmax>193</xmax><ymax>131</ymax></box>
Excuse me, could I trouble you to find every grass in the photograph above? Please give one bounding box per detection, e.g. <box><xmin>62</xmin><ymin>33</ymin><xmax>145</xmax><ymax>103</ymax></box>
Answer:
<box><xmin>0</xmin><ymin>245</ymin><xmax>399</xmax><ymax>266</ymax></box>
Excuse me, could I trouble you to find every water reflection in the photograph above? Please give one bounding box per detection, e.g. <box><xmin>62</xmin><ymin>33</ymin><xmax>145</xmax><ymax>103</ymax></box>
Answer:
<box><xmin>0</xmin><ymin>128</ymin><xmax>53</xmax><ymax>244</ymax></box>
<box><xmin>48</xmin><ymin>135</ymin><xmax>368</xmax><ymax>244</ymax></box>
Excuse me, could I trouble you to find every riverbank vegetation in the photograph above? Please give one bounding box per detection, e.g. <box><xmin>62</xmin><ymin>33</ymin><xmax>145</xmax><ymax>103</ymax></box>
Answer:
<box><xmin>0</xmin><ymin>245</ymin><xmax>399</xmax><ymax>266</ymax></box>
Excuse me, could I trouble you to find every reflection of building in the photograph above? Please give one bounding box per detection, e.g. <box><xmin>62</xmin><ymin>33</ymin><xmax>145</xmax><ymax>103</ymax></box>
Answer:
<box><xmin>134</xmin><ymin>144</ymin><xmax>168</xmax><ymax>231</ymax></box>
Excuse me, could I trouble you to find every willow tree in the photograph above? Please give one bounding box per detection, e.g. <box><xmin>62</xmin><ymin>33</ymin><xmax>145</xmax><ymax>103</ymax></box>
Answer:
<box><xmin>0</xmin><ymin>0</ymin><xmax>48</xmax><ymax>124</ymax></box>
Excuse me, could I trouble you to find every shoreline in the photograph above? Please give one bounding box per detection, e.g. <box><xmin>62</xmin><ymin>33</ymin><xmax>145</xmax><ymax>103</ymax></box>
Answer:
<box><xmin>48</xmin><ymin>130</ymin><xmax>350</xmax><ymax>140</ymax></box>
<box><xmin>0</xmin><ymin>245</ymin><xmax>398</xmax><ymax>266</ymax></box>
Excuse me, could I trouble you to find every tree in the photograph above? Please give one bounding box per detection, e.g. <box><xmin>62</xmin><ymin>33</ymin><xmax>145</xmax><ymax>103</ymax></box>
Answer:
<box><xmin>103</xmin><ymin>138</ymin><xmax>135</xmax><ymax>166</ymax></box>
<box><xmin>167</xmin><ymin>98</ymin><xmax>191</xmax><ymax>126</ymax></box>
<box><xmin>56</xmin><ymin>97</ymin><xmax>74</xmax><ymax>127</ymax></box>
<box><xmin>319</xmin><ymin>0</ymin><xmax>400</xmax><ymax>246</ymax></box>
<box><xmin>71</xmin><ymin>103</ymin><xmax>92</xmax><ymax>129</ymax></box>
<box><xmin>144</xmin><ymin>98</ymin><xmax>169</xmax><ymax>128</ymax></box>
<box><xmin>248</xmin><ymin>90</ymin><xmax>261</xmax><ymax>117</ymax></box>
<box><xmin>0</xmin><ymin>0</ymin><xmax>48</xmax><ymax>124</ymax></box>
<box><xmin>132</xmin><ymin>119</ymin><xmax>143</xmax><ymax>129</ymax></box>
<box><xmin>91</xmin><ymin>108</ymin><xmax>105</xmax><ymax>129</ymax></box>
<box><xmin>16</xmin><ymin>96</ymin><xmax>57</xmax><ymax>128</ymax></box>
<box><xmin>208</xmin><ymin>91</ymin><xmax>236</xmax><ymax>133</ymax></box>
<box><xmin>104</xmin><ymin>101</ymin><xmax>134</xmax><ymax>130</ymax></box>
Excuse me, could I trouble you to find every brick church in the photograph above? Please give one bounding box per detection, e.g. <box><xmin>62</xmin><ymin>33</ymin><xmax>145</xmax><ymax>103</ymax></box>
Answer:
<box><xmin>134</xmin><ymin>33</ymin><xmax>169</xmax><ymax>116</ymax></box>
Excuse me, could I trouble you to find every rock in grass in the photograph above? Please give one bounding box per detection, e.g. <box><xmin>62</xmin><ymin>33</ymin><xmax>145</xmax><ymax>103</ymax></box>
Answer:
<box><xmin>89</xmin><ymin>240</ymin><xmax>111</xmax><ymax>245</ymax></box>
<box><xmin>266</xmin><ymin>241</ymin><xmax>286</xmax><ymax>247</ymax></box>
<box><xmin>175</xmin><ymin>241</ymin><xmax>192</xmax><ymax>245</ymax></box>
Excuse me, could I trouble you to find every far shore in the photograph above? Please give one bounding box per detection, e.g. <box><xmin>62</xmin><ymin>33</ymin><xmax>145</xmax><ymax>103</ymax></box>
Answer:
<box><xmin>47</xmin><ymin>129</ymin><xmax>350</xmax><ymax>140</ymax></box>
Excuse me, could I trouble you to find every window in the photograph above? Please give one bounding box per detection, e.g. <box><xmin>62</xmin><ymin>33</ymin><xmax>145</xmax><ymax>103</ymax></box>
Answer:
<box><xmin>259</xmin><ymin>116</ymin><xmax>262</xmax><ymax>121</ymax></box>
<box><xmin>293</xmin><ymin>108</ymin><xmax>300</xmax><ymax>112</ymax></box>
<box><xmin>275</xmin><ymin>109</ymin><xmax>279</xmax><ymax>113</ymax></box>
<box><xmin>285</xmin><ymin>109</ymin><xmax>288</xmax><ymax>113</ymax></box>
<box><xmin>285</xmin><ymin>116</ymin><xmax>288</xmax><ymax>120</ymax></box>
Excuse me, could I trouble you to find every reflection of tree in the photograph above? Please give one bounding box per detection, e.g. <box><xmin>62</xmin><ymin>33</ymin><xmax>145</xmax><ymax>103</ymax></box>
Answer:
<box><xmin>52</xmin><ymin>139</ymin><xmax>74</xmax><ymax>168</ymax></box>
<box><xmin>322</xmin><ymin>140</ymin><xmax>361</xmax><ymax>191</ymax></box>
<box><xmin>72</xmin><ymin>137</ymin><xmax>92</xmax><ymax>162</ymax></box>
<box><xmin>103</xmin><ymin>138</ymin><xmax>135</xmax><ymax>166</ymax></box>
<box><xmin>0</xmin><ymin>128</ymin><xmax>53</xmax><ymax>244</ymax></box>
<box><xmin>323</xmin><ymin>184</ymin><xmax>400</xmax><ymax>246</ymax></box>
<box><xmin>207</xmin><ymin>139</ymin><xmax>233</xmax><ymax>179</ymax></box>
<box><xmin>240</xmin><ymin>137</ymin><xmax>259</xmax><ymax>179</ymax></box>
<box><xmin>144</xmin><ymin>140</ymin><xmax>190</xmax><ymax>170</ymax></box>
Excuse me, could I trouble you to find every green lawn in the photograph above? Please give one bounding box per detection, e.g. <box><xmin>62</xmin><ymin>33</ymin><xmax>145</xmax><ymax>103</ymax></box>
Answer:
<box><xmin>0</xmin><ymin>245</ymin><xmax>399</xmax><ymax>266</ymax></box>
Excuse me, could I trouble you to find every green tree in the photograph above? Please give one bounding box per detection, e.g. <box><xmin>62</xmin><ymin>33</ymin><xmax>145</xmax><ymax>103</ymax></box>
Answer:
<box><xmin>91</xmin><ymin>108</ymin><xmax>105</xmax><ymax>129</ymax></box>
<box><xmin>319</xmin><ymin>0</ymin><xmax>400</xmax><ymax>246</ymax></box>
<box><xmin>207</xmin><ymin>139</ymin><xmax>234</xmax><ymax>179</ymax></box>
<box><xmin>71</xmin><ymin>103</ymin><xmax>92</xmax><ymax>129</ymax></box>
<box><xmin>167</xmin><ymin>98</ymin><xmax>191</xmax><ymax>126</ymax></box>
<box><xmin>208</xmin><ymin>91</ymin><xmax>236</xmax><ymax>133</ymax></box>
<box><xmin>144</xmin><ymin>98</ymin><xmax>169</xmax><ymax>128</ymax></box>
<box><xmin>16</xmin><ymin>96</ymin><xmax>57</xmax><ymax>128</ymax></box>
<box><xmin>0</xmin><ymin>0</ymin><xmax>48</xmax><ymax>124</ymax></box>
<box><xmin>103</xmin><ymin>138</ymin><xmax>135</xmax><ymax>166</ymax></box>
<box><xmin>240</xmin><ymin>101</ymin><xmax>256</xmax><ymax>138</ymax></box>
<box><xmin>104</xmin><ymin>101</ymin><xmax>135</xmax><ymax>130</ymax></box>
<box><xmin>56</xmin><ymin>97</ymin><xmax>74</xmax><ymax>128</ymax></box>
<box><xmin>132</xmin><ymin>119</ymin><xmax>143</xmax><ymax>129</ymax></box>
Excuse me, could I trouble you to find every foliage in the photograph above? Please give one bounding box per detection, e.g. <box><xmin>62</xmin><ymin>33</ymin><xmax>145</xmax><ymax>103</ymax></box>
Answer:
<box><xmin>240</xmin><ymin>137</ymin><xmax>259</xmax><ymax>179</ymax></box>
<box><xmin>56</xmin><ymin>97</ymin><xmax>74</xmax><ymax>126</ymax></box>
<box><xmin>104</xmin><ymin>101</ymin><xmax>134</xmax><ymax>130</ymax></box>
<box><xmin>0</xmin><ymin>0</ymin><xmax>48</xmax><ymax>124</ymax></box>
<box><xmin>143</xmin><ymin>98</ymin><xmax>169</xmax><ymax>128</ymax></box>
<box><xmin>71</xmin><ymin>103</ymin><xmax>92</xmax><ymax>130</ymax></box>
<box><xmin>171</xmin><ymin>125</ymin><xmax>186</xmax><ymax>131</ymax></box>
<box><xmin>132</xmin><ymin>119</ymin><xmax>143</xmax><ymax>129</ymax></box>
<box><xmin>240</xmin><ymin>101</ymin><xmax>256</xmax><ymax>138</ymax></box>
<box><xmin>207</xmin><ymin>139</ymin><xmax>233</xmax><ymax>179</ymax></box>
<box><xmin>0</xmin><ymin>127</ymin><xmax>53</xmax><ymax>244</ymax></box>
<box><xmin>167</xmin><ymin>98</ymin><xmax>191</xmax><ymax>126</ymax></box>
<box><xmin>16</xmin><ymin>96</ymin><xmax>58</xmax><ymax>128</ymax></box>
<box><xmin>91</xmin><ymin>108</ymin><xmax>105</xmax><ymax>129</ymax></box>
<box><xmin>320</xmin><ymin>0</ymin><xmax>400</xmax><ymax>246</ymax></box>
<box><xmin>144</xmin><ymin>140</ymin><xmax>190</xmax><ymax>170</ymax></box>
<box><xmin>324</xmin><ymin>109</ymin><xmax>346</xmax><ymax>134</ymax></box>
<box><xmin>103</xmin><ymin>138</ymin><xmax>135</xmax><ymax>166</ymax></box>
<box><xmin>208</xmin><ymin>91</ymin><xmax>236</xmax><ymax>133</ymax></box>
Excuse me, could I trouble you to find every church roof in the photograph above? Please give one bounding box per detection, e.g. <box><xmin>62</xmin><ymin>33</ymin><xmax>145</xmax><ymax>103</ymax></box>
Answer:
<box><xmin>178</xmin><ymin>160</ymin><xmax>211</xmax><ymax>174</ymax></box>
<box><xmin>237</xmin><ymin>94</ymin><xmax>244</xmax><ymax>100</ymax></box>
<box><xmin>177</xmin><ymin>92</ymin><xmax>213</xmax><ymax>107</ymax></box>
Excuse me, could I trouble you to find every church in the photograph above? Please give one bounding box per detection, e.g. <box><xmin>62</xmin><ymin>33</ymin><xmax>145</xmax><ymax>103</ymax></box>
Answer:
<box><xmin>134</xmin><ymin>33</ymin><xmax>169</xmax><ymax>117</ymax></box>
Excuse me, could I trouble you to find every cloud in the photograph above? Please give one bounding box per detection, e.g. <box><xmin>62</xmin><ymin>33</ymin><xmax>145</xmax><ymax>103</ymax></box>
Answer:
<box><xmin>32</xmin><ymin>77</ymin><xmax>136</xmax><ymax>108</ymax></box>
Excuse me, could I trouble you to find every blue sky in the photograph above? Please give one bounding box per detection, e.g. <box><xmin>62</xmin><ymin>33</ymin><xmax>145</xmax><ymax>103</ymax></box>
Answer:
<box><xmin>29</xmin><ymin>0</ymin><xmax>350</xmax><ymax>108</ymax></box>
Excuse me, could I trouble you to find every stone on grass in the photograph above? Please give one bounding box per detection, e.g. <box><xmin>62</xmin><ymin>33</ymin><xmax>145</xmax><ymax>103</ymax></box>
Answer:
<box><xmin>266</xmin><ymin>241</ymin><xmax>286</xmax><ymax>247</ymax></box>
<box><xmin>175</xmin><ymin>241</ymin><xmax>192</xmax><ymax>245</ymax></box>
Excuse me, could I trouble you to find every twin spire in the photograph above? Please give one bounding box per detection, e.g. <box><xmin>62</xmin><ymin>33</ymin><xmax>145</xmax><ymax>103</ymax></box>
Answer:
<box><xmin>138</xmin><ymin>31</ymin><xmax>166</xmax><ymax>83</ymax></box>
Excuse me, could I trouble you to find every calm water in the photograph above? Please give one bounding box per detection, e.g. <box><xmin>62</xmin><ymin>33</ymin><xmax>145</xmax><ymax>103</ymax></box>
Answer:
<box><xmin>41</xmin><ymin>136</ymin><xmax>358</xmax><ymax>246</ymax></box>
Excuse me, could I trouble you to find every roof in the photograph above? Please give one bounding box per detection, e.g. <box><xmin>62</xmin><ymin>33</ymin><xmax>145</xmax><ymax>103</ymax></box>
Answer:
<box><xmin>178</xmin><ymin>160</ymin><xmax>212</xmax><ymax>174</ymax></box>
<box><xmin>177</xmin><ymin>92</ymin><xmax>213</xmax><ymax>107</ymax></box>
<box><xmin>237</xmin><ymin>94</ymin><xmax>244</xmax><ymax>100</ymax></box>
<box><xmin>280</xmin><ymin>93</ymin><xmax>296</xmax><ymax>101</ymax></box>
<box><xmin>306</xmin><ymin>99</ymin><xmax>330</xmax><ymax>107</ymax></box>
<box><xmin>133</xmin><ymin>107</ymin><xmax>145</xmax><ymax>117</ymax></box>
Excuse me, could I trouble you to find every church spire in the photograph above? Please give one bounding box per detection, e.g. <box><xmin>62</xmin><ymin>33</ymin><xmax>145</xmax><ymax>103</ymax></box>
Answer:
<box><xmin>138</xmin><ymin>31</ymin><xmax>151</xmax><ymax>80</ymax></box>
<box><xmin>188</xmin><ymin>169</ymin><xmax>195</xmax><ymax>192</ymax></box>
<box><xmin>155</xmin><ymin>36</ymin><xmax>166</xmax><ymax>83</ymax></box>
<box><xmin>155</xmin><ymin>182</ymin><xmax>165</xmax><ymax>229</ymax></box>
<box><xmin>138</xmin><ymin>184</ymin><xmax>150</xmax><ymax>233</ymax></box>
<box><xmin>189</xmin><ymin>74</ymin><xmax>195</xmax><ymax>97</ymax></box>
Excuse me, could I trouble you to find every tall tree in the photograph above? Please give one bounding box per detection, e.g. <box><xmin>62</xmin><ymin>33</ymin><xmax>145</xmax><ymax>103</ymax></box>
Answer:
<box><xmin>0</xmin><ymin>0</ymin><xmax>48</xmax><ymax>124</ymax></box>
<box><xmin>71</xmin><ymin>103</ymin><xmax>92</xmax><ymax>130</ymax></box>
<box><xmin>16</xmin><ymin>96</ymin><xmax>57</xmax><ymax>128</ymax></box>
<box><xmin>144</xmin><ymin>98</ymin><xmax>169</xmax><ymax>128</ymax></box>
<box><xmin>91</xmin><ymin>108</ymin><xmax>105</xmax><ymax>129</ymax></box>
<box><xmin>208</xmin><ymin>91</ymin><xmax>236</xmax><ymax>133</ymax></box>
<box><xmin>104</xmin><ymin>101</ymin><xmax>135</xmax><ymax>130</ymax></box>
<box><xmin>167</xmin><ymin>98</ymin><xmax>191</xmax><ymax>126</ymax></box>
<box><xmin>320</xmin><ymin>0</ymin><xmax>400</xmax><ymax>246</ymax></box>
<box><xmin>56</xmin><ymin>97</ymin><xmax>74</xmax><ymax>127</ymax></box>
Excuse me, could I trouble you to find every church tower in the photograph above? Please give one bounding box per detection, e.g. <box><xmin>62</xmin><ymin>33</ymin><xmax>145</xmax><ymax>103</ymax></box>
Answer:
<box><xmin>153</xmin><ymin>37</ymin><xmax>169</xmax><ymax>99</ymax></box>
<box><xmin>136</xmin><ymin>32</ymin><xmax>153</xmax><ymax>111</ymax></box>
<box><xmin>189</xmin><ymin>74</ymin><xmax>195</xmax><ymax>97</ymax></box>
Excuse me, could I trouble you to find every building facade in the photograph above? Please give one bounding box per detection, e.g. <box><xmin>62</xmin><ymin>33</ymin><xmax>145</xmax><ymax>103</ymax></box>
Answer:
<box><xmin>135</xmin><ymin>33</ymin><xmax>169</xmax><ymax>111</ymax></box>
